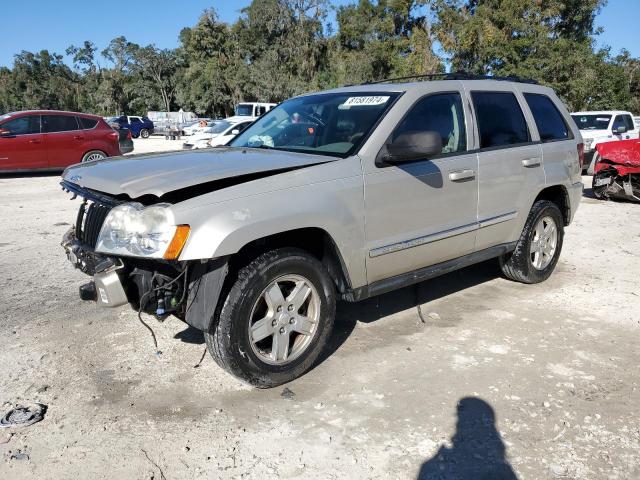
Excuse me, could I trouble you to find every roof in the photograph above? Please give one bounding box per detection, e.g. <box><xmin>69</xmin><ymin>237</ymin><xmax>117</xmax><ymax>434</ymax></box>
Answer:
<box><xmin>1</xmin><ymin>109</ymin><xmax>102</xmax><ymax>118</ymax></box>
<box><xmin>305</xmin><ymin>78</ymin><xmax>555</xmax><ymax>97</ymax></box>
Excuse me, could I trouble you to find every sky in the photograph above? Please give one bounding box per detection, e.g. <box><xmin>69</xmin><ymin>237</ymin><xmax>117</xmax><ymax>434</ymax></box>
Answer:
<box><xmin>0</xmin><ymin>0</ymin><xmax>637</xmax><ymax>68</ymax></box>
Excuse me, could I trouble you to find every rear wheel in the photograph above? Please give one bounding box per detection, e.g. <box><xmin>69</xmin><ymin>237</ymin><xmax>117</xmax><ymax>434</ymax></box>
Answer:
<box><xmin>205</xmin><ymin>248</ymin><xmax>335</xmax><ymax>388</ymax></box>
<box><xmin>139</xmin><ymin>129</ymin><xmax>150</xmax><ymax>139</ymax></box>
<box><xmin>81</xmin><ymin>150</ymin><xmax>106</xmax><ymax>163</ymax></box>
<box><xmin>500</xmin><ymin>200</ymin><xmax>564</xmax><ymax>284</ymax></box>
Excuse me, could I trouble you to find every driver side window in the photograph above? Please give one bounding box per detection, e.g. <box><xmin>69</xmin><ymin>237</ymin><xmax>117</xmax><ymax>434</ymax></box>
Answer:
<box><xmin>612</xmin><ymin>115</ymin><xmax>627</xmax><ymax>131</ymax></box>
<box><xmin>394</xmin><ymin>93</ymin><xmax>467</xmax><ymax>154</ymax></box>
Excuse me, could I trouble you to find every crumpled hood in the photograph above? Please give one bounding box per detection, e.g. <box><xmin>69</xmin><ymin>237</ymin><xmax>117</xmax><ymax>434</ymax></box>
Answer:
<box><xmin>595</xmin><ymin>139</ymin><xmax>640</xmax><ymax>173</ymax></box>
<box><xmin>62</xmin><ymin>147</ymin><xmax>335</xmax><ymax>199</ymax></box>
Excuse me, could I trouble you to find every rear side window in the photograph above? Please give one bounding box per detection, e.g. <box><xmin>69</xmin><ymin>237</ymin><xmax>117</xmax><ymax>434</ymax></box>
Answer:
<box><xmin>130</xmin><ymin>117</ymin><xmax>141</xmax><ymax>124</ymax></box>
<box><xmin>393</xmin><ymin>92</ymin><xmax>467</xmax><ymax>154</ymax></box>
<box><xmin>43</xmin><ymin>115</ymin><xmax>79</xmax><ymax>133</ymax></box>
<box><xmin>0</xmin><ymin>115</ymin><xmax>40</xmax><ymax>135</ymax></box>
<box><xmin>523</xmin><ymin>93</ymin><xmax>571</xmax><ymax>142</ymax></box>
<box><xmin>78</xmin><ymin>117</ymin><xmax>99</xmax><ymax>130</ymax></box>
<box><xmin>471</xmin><ymin>92</ymin><xmax>530</xmax><ymax>148</ymax></box>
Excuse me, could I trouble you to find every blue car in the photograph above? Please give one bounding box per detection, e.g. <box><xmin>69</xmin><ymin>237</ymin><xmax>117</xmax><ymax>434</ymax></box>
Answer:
<box><xmin>108</xmin><ymin>115</ymin><xmax>154</xmax><ymax>138</ymax></box>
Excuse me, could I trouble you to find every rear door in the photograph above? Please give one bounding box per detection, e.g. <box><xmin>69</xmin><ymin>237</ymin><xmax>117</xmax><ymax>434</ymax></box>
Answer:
<box><xmin>521</xmin><ymin>91</ymin><xmax>579</xmax><ymax>185</ymax></box>
<box><xmin>42</xmin><ymin>114</ymin><xmax>83</xmax><ymax>168</ymax></box>
<box><xmin>0</xmin><ymin>115</ymin><xmax>45</xmax><ymax>170</ymax></box>
<box><xmin>468</xmin><ymin>88</ymin><xmax>545</xmax><ymax>251</ymax></box>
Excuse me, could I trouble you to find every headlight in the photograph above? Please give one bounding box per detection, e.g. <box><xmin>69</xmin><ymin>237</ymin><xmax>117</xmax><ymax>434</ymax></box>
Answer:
<box><xmin>96</xmin><ymin>203</ymin><xmax>189</xmax><ymax>259</ymax></box>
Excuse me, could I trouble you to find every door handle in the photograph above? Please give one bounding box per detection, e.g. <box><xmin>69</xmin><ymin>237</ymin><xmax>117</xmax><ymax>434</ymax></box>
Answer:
<box><xmin>29</xmin><ymin>139</ymin><xmax>41</xmax><ymax>144</ymax></box>
<box><xmin>73</xmin><ymin>136</ymin><xmax>85</xmax><ymax>140</ymax></box>
<box><xmin>522</xmin><ymin>157</ymin><xmax>541</xmax><ymax>168</ymax></box>
<box><xmin>448</xmin><ymin>169</ymin><xmax>476</xmax><ymax>182</ymax></box>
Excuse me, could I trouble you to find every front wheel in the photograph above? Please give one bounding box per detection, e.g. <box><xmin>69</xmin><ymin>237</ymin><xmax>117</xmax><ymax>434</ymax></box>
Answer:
<box><xmin>205</xmin><ymin>248</ymin><xmax>336</xmax><ymax>388</ymax></box>
<box><xmin>139</xmin><ymin>129</ymin><xmax>150</xmax><ymax>139</ymax></box>
<box><xmin>81</xmin><ymin>150</ymin><xmax>106</xmax><ymax>163</ymax></box>
<box><xmin>500</xmin><ymin>200</ymin><xmax>564</xmax><ymax>284</ymax></box>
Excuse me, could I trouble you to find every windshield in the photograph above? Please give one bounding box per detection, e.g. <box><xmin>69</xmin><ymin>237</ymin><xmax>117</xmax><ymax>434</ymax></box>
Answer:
<box><xmin>571</xmin><ymin>114</ymin><xmax>612</xmax><ymax>131</ymax></box>
<box><xmin>211</xmin><ymin>120</ymin><xmax>231</xmax><ymax>134</ymax></box>
<box><xmin>230</xmin><ymin>92</ymin><xmax>400</xmax><ymax>157</ymax></box>
<box><xmin>235</xmin><ymin>104</ymin><xmax>254</xmax><ymax>116</ymax></box>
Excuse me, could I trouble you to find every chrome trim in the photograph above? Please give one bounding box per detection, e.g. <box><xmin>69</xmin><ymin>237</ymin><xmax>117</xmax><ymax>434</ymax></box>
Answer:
<box><xmin>369</xmin><ymin>222</ymin><xmax>478</xmax><ymax>258</ymax></box>
<box><xmin>478</xmin><ymin>211</ymin><xmax>517</xmax><ymax>228</ymax></box>
<box><xmin>369</xmin><ymin>211</ymin><xmax>518</xmax><ymax>258</ymax></box>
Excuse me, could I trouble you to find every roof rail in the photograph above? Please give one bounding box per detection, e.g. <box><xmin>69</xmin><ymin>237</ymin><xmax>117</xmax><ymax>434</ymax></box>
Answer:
<box><xmin>361</xmin><ymin>72</ymin><xmax>539</xmax><ymax>86</ymax></box>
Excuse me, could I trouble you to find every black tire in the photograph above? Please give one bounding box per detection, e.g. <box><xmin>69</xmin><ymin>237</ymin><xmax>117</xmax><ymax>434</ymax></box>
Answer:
<box><xmin>499</xmin><ymin>200</ymin><xmax>564</xmax><ymax>284</ymax></box>
<box><xmin>140</xmin><ymin>129</ymin><xmax>150</xmax><ymax>139</ymax></box>
<box><xmin>205</xmin><ymin>248</ymin><xmax>336</xmax><ymax>388</ymax></box>
<box><xmin>81</xmin><ymin>150</ymin><xmax>106</xmax><ymax>163</ymax></box>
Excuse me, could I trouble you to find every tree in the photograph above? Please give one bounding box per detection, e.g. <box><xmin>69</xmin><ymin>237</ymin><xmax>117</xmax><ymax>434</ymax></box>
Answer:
<box><xmin>131</xmin><ymin>46</ymin><xmax>179</xmax><ymax>112</ymax></box>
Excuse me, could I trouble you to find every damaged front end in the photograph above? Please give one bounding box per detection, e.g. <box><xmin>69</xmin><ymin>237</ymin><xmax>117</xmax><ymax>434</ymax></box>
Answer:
<box><xmin>592</xmin><ymin>139</ymin><xmax>640</xmax><ymax>202</ymax></box>
<box><xmin>60</xmin><ymin>181</ymin><xmax>189</xmax><ymax>320</ymax></box>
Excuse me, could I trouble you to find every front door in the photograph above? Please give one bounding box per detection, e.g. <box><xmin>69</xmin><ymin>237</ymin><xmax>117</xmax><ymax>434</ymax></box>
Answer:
<box><xmin>363</xmin><ymin>91</ymin><xmax>479</xmax><ymax>283</ymax></box>
<box><xmin>0</xmin><ymin>115</ymin><xmax>45</xmax><ymax>170</ymax></box>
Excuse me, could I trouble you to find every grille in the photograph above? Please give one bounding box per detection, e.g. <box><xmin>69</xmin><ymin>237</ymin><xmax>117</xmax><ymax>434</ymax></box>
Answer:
<box><xmin>75</xmin><ymin>200</ymin><xmax>113</xmax><ymax>248</ymax></box>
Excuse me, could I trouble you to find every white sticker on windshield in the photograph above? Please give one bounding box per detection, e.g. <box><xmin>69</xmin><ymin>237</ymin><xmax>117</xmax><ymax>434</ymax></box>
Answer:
<box><xmin>340</xmin><ymin>96</ymin><xmax>390</xmax><ymax>109</ymax></box>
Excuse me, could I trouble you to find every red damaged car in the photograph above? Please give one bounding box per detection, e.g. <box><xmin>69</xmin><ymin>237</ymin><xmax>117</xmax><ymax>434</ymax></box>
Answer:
<box><xmin>592</xmin><ymin>138</ymin><xmax>640</xmax><ymax>202</ymax></box>
<box><xmin>0</xmin><ymin>110</ymin><xmax>121</xmax><ymax>173</ymax></box>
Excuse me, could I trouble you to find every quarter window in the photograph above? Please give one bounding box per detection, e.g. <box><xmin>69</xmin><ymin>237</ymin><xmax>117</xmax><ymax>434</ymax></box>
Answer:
<box><xmin>393</xmin><ymin>93</ymin><xmax>467</xmax><ymax>154</ymax></box>
<box><xmin>43</xmin><ymin>115</ymin><xmax>79</xmax><ymax>133</ymax></box>
<box><xmin>78</xmin><ymin>117</ymin><xmax>98</xmax><ymax>129</ymax></box>
<box><xmin>0</xmin><ymin>115</ymin><xmax>40</xmax><ymax>135</ymax></box>
<box><xmin>523</xmin><ymin>93</ymin><xmax>571</xmax><ymax>142</ymax></box>
<box><xmin>471</xmin><ymin>92</ymin><xmax>530</xmax><ymax>148</ymax></box>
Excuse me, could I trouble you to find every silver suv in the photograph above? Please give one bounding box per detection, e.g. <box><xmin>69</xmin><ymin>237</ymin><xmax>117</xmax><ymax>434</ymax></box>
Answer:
<box><xmin>61</xmin><ymin>76</ymin><xmax>583</xmax><ymax>387</ymax></box>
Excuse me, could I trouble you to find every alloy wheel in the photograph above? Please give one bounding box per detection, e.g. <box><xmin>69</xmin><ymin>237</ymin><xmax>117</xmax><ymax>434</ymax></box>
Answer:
<box><xmin>530</xmin><ymin>215</ymin><xmax>558</xmax><ymax>270</ymax></box>
<box><xmin>248</xmin><ymin>274</ymin><xmax>320</xmax><ymax>365</ymax></box>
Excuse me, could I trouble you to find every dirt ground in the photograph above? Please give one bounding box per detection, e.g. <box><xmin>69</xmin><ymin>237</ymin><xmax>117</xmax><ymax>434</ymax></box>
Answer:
<box><xmin>1</xmin><ymin>145</ymin><xmax>639</xmax><ymax>479</ymax></box>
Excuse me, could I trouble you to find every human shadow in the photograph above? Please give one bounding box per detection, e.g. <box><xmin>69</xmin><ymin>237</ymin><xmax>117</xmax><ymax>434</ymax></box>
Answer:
<box><xmin>417</xmin><ymin>397</ymin><xmax>518</xmax><ymax>480</ymax></box>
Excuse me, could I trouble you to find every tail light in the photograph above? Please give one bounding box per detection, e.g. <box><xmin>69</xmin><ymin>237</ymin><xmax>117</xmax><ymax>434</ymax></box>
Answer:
<box><xmin>577</xmin><ymin>143</ymin><xmax>584</xmax><ymax>168</ymax></box>
<box><xmin>126</xmin><ymin>129</ymin><xmax>132</xmax><ymax>140</ymax></box>
<box><xmin>108</xmin><ymin>131</ymin><xmax>119</xmax><ymax>140</ymax></box>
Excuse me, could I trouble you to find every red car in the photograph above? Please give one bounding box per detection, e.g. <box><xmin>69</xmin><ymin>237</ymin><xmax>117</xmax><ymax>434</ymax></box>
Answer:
<box><xmin>592</xmin><ymin>138</ymin><xmax>640</xmax><ymax>201</ymax></box>
<box><xmin>0</xmin><ymin>110</ymin><xmax>121</xmax><ymax>172</ymax></box>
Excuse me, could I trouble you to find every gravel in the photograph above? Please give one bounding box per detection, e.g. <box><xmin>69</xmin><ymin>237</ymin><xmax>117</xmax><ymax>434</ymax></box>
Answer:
<box><xmin>0</xmin><ymin>165</ymin><xmax>639</xmax><ymax>479</ymax></box>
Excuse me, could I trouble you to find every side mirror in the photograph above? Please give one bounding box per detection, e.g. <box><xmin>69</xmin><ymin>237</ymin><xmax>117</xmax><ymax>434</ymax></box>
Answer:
<box><xmin>377</xmin><ymin>131</ymin><xmax>443</xmax><ymax>166</ymax></box>
<box><xmin>614</xmin><ymin>126</ymin><xmax>627</xmax><ymax>134</ymax></box>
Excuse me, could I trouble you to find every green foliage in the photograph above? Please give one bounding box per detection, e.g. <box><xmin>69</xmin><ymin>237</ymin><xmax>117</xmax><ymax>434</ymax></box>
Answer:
<box><xmin>0</xmin><ymin>0</ymin><xmax>637</xmax><ymax>116</ymax></box>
